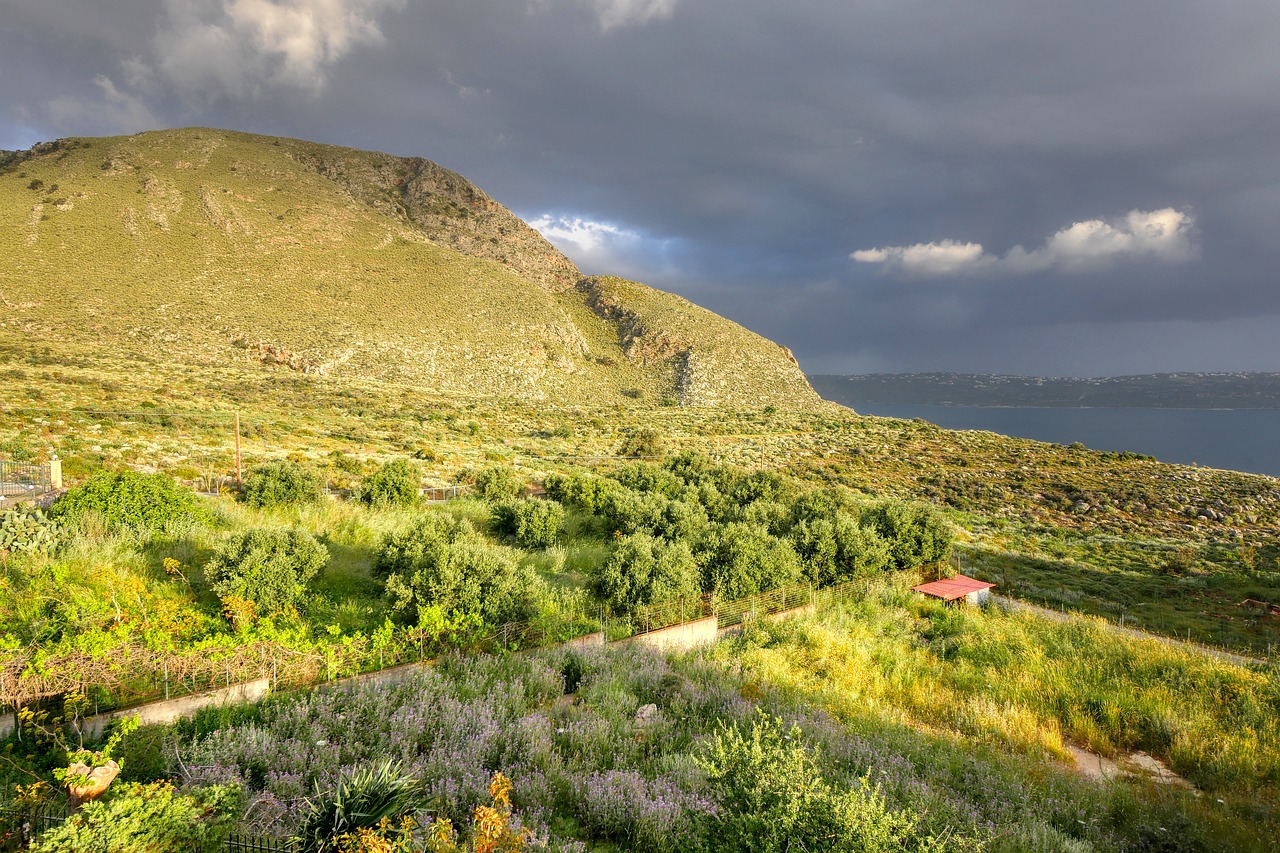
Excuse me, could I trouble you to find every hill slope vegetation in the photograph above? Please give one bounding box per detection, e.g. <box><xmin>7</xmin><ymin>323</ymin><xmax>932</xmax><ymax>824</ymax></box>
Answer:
<box><xmin>0</xmin><ymin>128</ymin><xmax>815</xmax><ymax>408</ymax></box>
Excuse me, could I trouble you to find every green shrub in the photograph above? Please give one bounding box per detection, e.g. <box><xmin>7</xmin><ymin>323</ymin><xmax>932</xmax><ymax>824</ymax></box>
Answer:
<box><xmin>698</xmin><ymin>522</ymin><xmax>801</xmax><ymax>600</ymax></box>
<box><xmin>591</xmin><ymin>532</ymin><xmax>701</xmax><ymax>614</ymax></box>
<box><xmin>50</xmin><ymin>470</ymin><xmax>207</xmax><ymax>534</ymax></box>
<box><xmin>238</xmin><ymin>460</ymin><xmax>323</xmax><ymax>508</ymax></box>
<box><xmin>617</xmin><ymin>427</ymin><xmax>664</xmax><ymax>457</ymax></box>
<box><xmin>833</xmin><ymin>513</ymin><xmax>893</xmax><ymax>580</ymax></box>
<box><xmin>0</xmin><ymin>505</ymin><xmax>63</xmax><ymax>556</ymax></box>
<box><xmin>697</xmin><ymin>714</ymin><xmax>948</xmax><ymax>853</ymax></box>
<box><xmin>292</xmin><ymin>761</ymin><xmax>420</xmax><ymax>853</ymax></box>
<box><xmin>492</xmin><ymin>498</ymin><xmax>564</xmax><ymax>549</ymax></box>
<box><xmin>860</xmin><ymin>501</ymin><xmax>952</xmax><ymax>570</ymax></box>
<box><xmin>791</xmin><ymin>517</ymin><xmax>839</xmax><ymax>584</ymax></box>
<box><xmin>599</xmin><ymin>487</ymin><xmax>667</xmax><ymax>536</ymax></box>
<box><xmin>735</xmin><ymin>499</ymin><xmax>790</xmax><ymax>535</ymax></box>
<box><xmin>204</xmin><ymin>528</ymin><xmax>328</xmax><ymax>615</ymax></box>
<box><xmin>115</xmin><ymin>724</ymin><xmax>172</xmax><ymax>784</ymax></box>
<box><xmin>728</xmin><ymin>470</ymin><xmax>793</xmax><ymax>508</ymax></box>
<box><xmin>473</xmin><ymin>464</ymin><xmax>525</xmax><ymax>503</ymax></box>
<box><xmin>31</xmin><ymin>782</ymin><xmax>242</xmax><ymax>853</ymax></box>
<box><xmin>616</xmin><ymin>462</ymin><xmax>684</xmax><ymax>498</ymax></box>
<box><xmin>357</xmin><ymin>459</ymin><xmax>419</xmax><ymax>507</ymax></box>
<box><xmin>544</xmin><ymin>471</ymin><xmax>619</xmax><ymax>512</ymax></box>
<box><xmin>652</xmin><ymin>498</ymin><xmax>710</xmax><ymax>541</ymax></box>
<box><xmin>789</xmin><ymin>487</ymin><xmax>854</xmax><ymax>524</ymax></box>
<box><xmin>379</xmin><ymin>515</ymin><xmax>538</xmax><ymax>625</ymax></box>
<box><xmin>664</xmin><ymin>450</ymin><xmax>715</xmax><ymax>483</ymax></box>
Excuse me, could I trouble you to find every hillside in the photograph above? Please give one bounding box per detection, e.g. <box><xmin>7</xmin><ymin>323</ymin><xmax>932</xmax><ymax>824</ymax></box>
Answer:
<box><xmin>0</xmin><ymin>128</ymin><xmax>816</xmax><ymax>408</ymax></box>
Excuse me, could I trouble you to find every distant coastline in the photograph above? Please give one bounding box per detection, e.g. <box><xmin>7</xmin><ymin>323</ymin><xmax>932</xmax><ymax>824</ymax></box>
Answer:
<box><xmin>808</xmin><ymin>372</ymin><xmax>1280</xmax><ymax>410</ymax></box>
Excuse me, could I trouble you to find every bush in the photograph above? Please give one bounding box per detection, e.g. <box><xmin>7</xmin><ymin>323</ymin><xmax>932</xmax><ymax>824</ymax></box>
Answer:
<box><xmin>652</xmin><ymin>498</ymin><xmax>710</xmax><ymax>541</ymax></box>
<box><xmin>789</xmin><ymin>487</ymin><xmax>854</xmax><ymax>525</ymax></box>
<box><xmin>728</xmin><ymin>470</ymin><xmax>793</xmax><ymax>508</ymax></box>
<box><xmin>860</xmin><ymin>501</ymin><xmax>952</xmax><ymax>570</ymax></box>
<box><xmin>616</xmin><ymin>462</ymin><xmax>684</xmax><ymax>498</ymax></box>
<box><xmin>115</xmin><ymin>724</ymin><xmax>172</xmax><ymax>784</ymax></box>
<box><xmin>697</xmin><ymin>715</ymin><xmax>944</xmax><ymax>853</ymax></box>
<box><xmin>204</xmin><ymin>528</ymin><xmax>328</xmax><ymax>615</ymax></box>
<box><xmin>543</xmin><ymin>472</ymin><xmax>619</xmax><ymax>513</ymax></box>
<box><xmin>735</xmin><ymin>499</ymin><xmax>790</xmax><ymax>535</ymax></box>
<box><xmin>473</xmin><ymin>465</ymin><xmax>525</xmax><ymax>503</ymax></box>
<box><xmin>599</xmin><ymin>487</ymin><xmax>668</xmax><ymax>536</ymax></box>
<box><xmin>618</xmin><ymin>427</ymin><xmax>664</xmax><ymax>458</ymax></box>
<box><xmin>31</xmin><ymin>782</ymin><xmax>242</xmax><ymax>853</ymax></box>
<box><xmin>697</xmin><ymin>522</ymin><xmax>801</xmax><ymax>600</ymax></box>
<box><xmin>292</xmin><ymin>761</ymin><xmax>420</xmax><ymax>853</ymax></box>
<box><xmin>832</xmin><ymin>513</ymin><xmax>893</xmax><ymax>580</ymax></box>
<box><xmin>591</xmin><ymin>533</ymin><xmax>701</xmax><ymax>614</ymax></box>
<box><xmin>791</xmin><ymin>517</ymin><xmax>839</xmax><ymax>584</ymax></box>
<box><xmin>379</xmin><ymin>516</ymin><xmax>538</xmax><ymax>625</ymax></box>
<box><xmin>358</xmin><ymin>459</ymin><xmax>419</xmax><ymax>508</ymax></box>
<box><xmin>239</xmin><ymin>460</ymin><xmax>323</xmax><ymax>508</ymax></box>
<box><xmin>491</xmin><ymin>499</ymin><xmax>564</xmax><ymax>549</ymax></box>
<box><xmin>664</xmin><ymin>450</ymin><xmax>715</xmax><ymax>483</ymax></box>
<box><xmin>50</xmin><ymin>470</ymin><xmax>207</xmax><ymax>535</ymax></box>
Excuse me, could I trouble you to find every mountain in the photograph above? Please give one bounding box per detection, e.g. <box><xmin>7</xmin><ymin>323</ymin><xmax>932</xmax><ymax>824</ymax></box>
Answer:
<box><xmin>0</xmin><ymin>128</ymin><xmax>815</xmax><ymax>408</ymax></box>
<box><xmin>810</xmin><ymin>372</ymin><xmax>1280</xmax><ymax>409</ymax></box>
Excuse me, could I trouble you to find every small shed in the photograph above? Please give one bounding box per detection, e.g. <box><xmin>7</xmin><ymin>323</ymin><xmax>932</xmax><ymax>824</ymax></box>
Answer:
<box><xmin>912</xmin><ymin>574</ymin><xmax>996</xmax><ymax>606</ymax></box>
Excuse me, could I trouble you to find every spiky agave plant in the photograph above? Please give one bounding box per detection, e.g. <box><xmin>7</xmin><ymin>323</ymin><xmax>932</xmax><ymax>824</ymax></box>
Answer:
<box><xmin>291</xmin><ymin>760</ymin><xmax>422</xmax><ymax>853</ymax></box>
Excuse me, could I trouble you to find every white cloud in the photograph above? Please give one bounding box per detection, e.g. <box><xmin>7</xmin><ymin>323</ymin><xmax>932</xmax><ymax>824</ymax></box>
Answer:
<box><xmin>853</xmin><ymin>208</ymin><xmax>1196</xmax><ymax>279</ymax></box>
<box><xmin>584</xmin><ymin>0</ymin><xmax>678</xmax><ymax>30</ymax></box>
<box><xmin>529</xmin><ymin>212</ymin><xmax>679</xmax><ymax>280</ymax></box>
<box><xmin>530</xmin><ymin>214</ymin><xmax>635</xmax><ymax>254</ymax></box>
<box><xmin>529</xmin><ymin>0</ymin><xmax>676</xmax><ymax>31</ymax></box>
<box><xmin>151</xmin><ymin>0</ymin><xmax>403</xmax><ymax>101</ymax></box>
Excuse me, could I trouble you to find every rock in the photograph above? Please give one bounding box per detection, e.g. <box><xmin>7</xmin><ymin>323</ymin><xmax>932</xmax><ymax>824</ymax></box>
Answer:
<box><xmin>634</xmin><ymin>703</ymin><xmax>658</xmax><ymax>725</ymax></box>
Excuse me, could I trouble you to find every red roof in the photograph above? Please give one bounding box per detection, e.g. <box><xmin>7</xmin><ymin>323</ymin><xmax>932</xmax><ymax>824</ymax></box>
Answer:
<box><xmin>911</xmin><ymin>575</ymin><xmax>996</xmax><ymax>601</ymax></box>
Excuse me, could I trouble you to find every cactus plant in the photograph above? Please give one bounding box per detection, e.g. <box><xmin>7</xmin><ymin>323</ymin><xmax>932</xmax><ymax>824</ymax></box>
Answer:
<box><xmin>0</xmin><ymin>505</ymin><xmax>64</xmax><ymax>556</ymax></box>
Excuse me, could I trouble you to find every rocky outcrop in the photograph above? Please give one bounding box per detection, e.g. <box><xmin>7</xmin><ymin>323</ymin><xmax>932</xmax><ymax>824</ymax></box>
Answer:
<box><xmin>291</xmin><ymin>148</ymin><xmax>580</xmax><ymax>292</ymax></box>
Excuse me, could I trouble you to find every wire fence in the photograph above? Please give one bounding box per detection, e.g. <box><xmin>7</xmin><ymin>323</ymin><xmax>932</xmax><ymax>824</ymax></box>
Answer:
<box><xmin>0</xmin><ymin>460</ymin><xmax>54</xmax><ymax>500</ymax></box>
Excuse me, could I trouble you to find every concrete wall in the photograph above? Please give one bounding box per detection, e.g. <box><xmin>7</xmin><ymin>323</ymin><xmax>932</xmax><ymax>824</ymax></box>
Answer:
<box><xmin>78</xmin><ymin>677</ymin><xmax>271</xmax><ymax>740</ymax></box>
<box><xmin>325</xmin><ymin>661</ymin><xmax>434</xmax><ymax>691</ymax></box>
<box><xmin>565</xmin><ymin>631</ymin><xmax>605</xmax><ymax>648</ymax></box>
<box><xmin>717</xmin><ymin>603</ymin><xmax>816</xmax><ymax>637</ymax></box>
<box><xmin>614</xmin><ymin>616</ymin><xmax>719</xmax><ymax>653</ymax></box>
<box><xmin>965</xmin><ymin>588</ymin><xmax>991</xmax><ymax>606</ymax></box>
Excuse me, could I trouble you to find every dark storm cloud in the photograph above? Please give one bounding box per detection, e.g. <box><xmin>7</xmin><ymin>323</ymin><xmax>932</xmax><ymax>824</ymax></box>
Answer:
<box><xmin>3</xmin><ymin>0</ymin><xmax>1280</xmax><ymax>375</ymax></box>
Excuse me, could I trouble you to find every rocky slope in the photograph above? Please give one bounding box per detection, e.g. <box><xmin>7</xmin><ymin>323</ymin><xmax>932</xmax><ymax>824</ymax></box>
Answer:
<box><xmin>0</xmin><ymin>128</ymin><xmax>817</xmax><ymax>408</ymax></box>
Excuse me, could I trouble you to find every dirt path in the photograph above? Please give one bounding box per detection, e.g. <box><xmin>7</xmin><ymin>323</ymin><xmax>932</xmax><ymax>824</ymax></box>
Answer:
<box><xmin>991</xmin><ymin>595</ymin><xmax>1269</xmax><ymax>669</ymax></box>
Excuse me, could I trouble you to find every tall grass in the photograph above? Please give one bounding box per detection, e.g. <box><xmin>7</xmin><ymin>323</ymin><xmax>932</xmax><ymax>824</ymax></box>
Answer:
<box><xmin>712</xmin><ymin>581</ymin><xmax>1280</xmax><ymax>807</ymax></box>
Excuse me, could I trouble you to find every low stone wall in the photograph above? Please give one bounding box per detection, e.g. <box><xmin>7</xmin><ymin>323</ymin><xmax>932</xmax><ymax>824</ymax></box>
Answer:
<box><xmin>614</xmin><ymin>616</ymin><xmax>719</xmax><ymax>653</ymax></box>
<box><xmin>78</xmin><ymin>677</ymin><xmax>271</xmax><ymax>740</ymax></box>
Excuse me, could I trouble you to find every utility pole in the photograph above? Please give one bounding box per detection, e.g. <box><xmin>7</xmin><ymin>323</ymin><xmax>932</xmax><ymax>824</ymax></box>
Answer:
<box><xmin>234</xmin><ymin>412</ymin><xmax>242</xmax><ymax>488</ymax></box>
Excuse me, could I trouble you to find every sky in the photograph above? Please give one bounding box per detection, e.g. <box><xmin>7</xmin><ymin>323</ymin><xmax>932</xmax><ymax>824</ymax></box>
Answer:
<box><xmin>3</xmin><ymin>0</ymin><xmax>1279</xmax><ymax>377</ymax></box>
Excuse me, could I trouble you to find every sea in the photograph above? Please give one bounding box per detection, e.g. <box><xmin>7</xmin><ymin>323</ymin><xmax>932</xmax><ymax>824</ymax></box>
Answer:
<box><xmin>854</xmin><ymin>404</ymin><xmax>1280</xmax><ymax>479</ymax></box>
